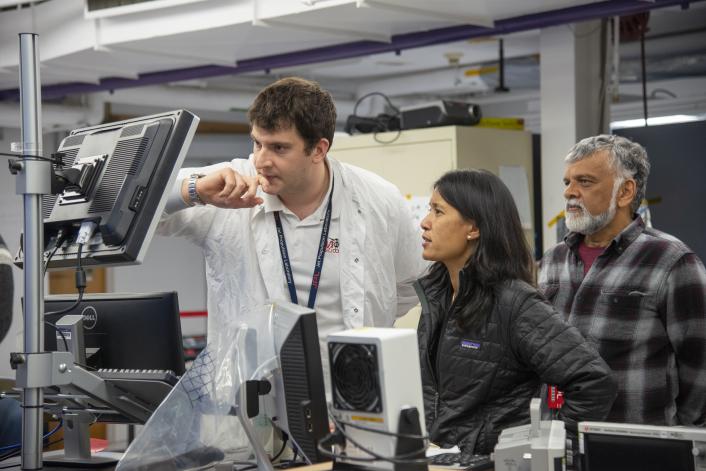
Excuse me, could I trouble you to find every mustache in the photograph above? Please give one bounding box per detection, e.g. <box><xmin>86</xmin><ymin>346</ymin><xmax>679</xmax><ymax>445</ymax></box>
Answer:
<box><xmin>565</xmin><ymin>198</ymin><xmax>586</xmax><ymax>211</ymax></box>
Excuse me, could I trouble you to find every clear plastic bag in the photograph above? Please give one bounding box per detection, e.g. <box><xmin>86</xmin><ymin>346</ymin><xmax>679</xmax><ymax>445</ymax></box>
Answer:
<box><xmin>116</xmin><ymin>304</ymin><xmax>279</xmax><ymax>471</ymax></box>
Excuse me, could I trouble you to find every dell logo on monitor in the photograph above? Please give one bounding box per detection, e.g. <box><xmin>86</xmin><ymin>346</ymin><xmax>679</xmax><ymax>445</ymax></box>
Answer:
<box><xmin>81</xmin><ymin>306</ymin><xmax>97</xmax><ymax>330</ymax></box>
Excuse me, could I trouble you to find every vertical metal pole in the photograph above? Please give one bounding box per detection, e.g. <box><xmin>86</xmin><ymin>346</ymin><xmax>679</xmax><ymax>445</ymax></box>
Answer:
<box><xmin>18</xmin><ymin>32</ymin><xmax>46</xmax><ymax>470</ymax></box>
<box><xmin>611</xmin><ymin>16</ymin><xmax>620</xmax><ymax>103</ymax></box>
<box><xmin>495</xmin><ymin>38</ymin><xmax>509</xmax><ymax>93</ymax></box>
<box><xmin>640</xmin><ymin>29</ymin><xmax>648</xmax><ymax>126</ymax></box>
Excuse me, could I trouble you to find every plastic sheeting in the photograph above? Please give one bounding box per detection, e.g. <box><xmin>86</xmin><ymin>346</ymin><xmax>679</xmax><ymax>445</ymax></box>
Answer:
<box><xmin>116</xmin><ymin>303</ymin><xmax>289</xmax><ymax>470</ymax></box>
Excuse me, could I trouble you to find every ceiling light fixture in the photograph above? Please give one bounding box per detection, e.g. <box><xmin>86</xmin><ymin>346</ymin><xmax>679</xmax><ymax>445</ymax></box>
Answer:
<box><xmin>610</xmin><ymin>114</ymin><xmax>704</xmax><ymax>129</ymax></box>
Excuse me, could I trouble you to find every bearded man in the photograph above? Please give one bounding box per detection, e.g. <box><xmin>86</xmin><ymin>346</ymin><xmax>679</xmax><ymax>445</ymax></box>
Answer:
<box><xmin>538</xmin><ymin>134</ymin><xmax>706</xmax><ymax>426</ymax></box>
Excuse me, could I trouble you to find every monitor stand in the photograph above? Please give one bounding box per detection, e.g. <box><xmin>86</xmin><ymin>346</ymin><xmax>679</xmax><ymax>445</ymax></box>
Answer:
<box><xmin>42</xmin><ymin>411</ymin><xmax>120</xmax><ymax>468</ymax></box>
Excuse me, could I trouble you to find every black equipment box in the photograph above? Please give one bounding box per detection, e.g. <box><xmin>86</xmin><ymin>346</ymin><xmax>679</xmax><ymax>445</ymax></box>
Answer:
<box><xmin>400</xmin><ymin>100</ymin><xmax>481</xmax><ymax>130</ymax></box>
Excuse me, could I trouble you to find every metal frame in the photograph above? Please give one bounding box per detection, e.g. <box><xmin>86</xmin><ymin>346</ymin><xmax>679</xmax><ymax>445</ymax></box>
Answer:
<box><xmin>15</xmin><ymin>32</ymin><xmax>48</xmax><ymax>470</ymax></box>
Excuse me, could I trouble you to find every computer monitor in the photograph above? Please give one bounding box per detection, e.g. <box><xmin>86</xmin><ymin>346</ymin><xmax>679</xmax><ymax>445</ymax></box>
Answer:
<box><xmin>579</xmin><ymin>421</ymin><xmax>706</xmax><ymax>471</ymax></box>
<box><xmin>44</xmin><ymin>291</ymin><xmax>185</xmax><ymax>376</ymax></box>
<box><xmin>257</xmin><ymin>302</ymin><xmax>329</xmax><ymax>465</ymax></box>
<box><xmin>33</xmin><ymin>109</ymin><xmax>198</xmax><ymax>269</ymax></box>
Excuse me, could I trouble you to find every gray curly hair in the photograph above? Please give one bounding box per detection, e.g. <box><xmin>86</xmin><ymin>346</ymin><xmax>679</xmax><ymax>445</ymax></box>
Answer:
<box><xmin>565</xmin><ymin>134</ymin><xmax>650</xmax><ymax>213</ymax></box>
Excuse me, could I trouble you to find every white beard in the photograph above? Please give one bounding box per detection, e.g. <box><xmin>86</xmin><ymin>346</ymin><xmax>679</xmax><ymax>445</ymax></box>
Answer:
<box><xmin>565</xmin><ymin>180</ymin><xmax>620</xmax><ymax>235</ymax></box>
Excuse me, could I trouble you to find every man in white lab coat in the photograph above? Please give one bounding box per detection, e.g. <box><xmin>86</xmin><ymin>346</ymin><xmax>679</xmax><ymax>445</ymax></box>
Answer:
<box><xmin>159</xmin><ymin>77</ymin><xmax>425</xmax><ymax>371</ymax></box>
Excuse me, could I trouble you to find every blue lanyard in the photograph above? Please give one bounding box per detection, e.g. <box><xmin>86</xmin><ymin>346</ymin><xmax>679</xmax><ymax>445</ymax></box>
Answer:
<box><xmin>274</xmin><ymin>177</ymin><xmax>334</xmax><ymax>309</ymax></box>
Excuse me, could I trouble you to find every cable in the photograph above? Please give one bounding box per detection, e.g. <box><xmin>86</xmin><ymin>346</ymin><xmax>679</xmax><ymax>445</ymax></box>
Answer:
<box><xmin>42</xmin><ymin>438</ymin><xmax>64</xmax><ymax>451</ymax></box>
<box><xmin>347</xmin><ymin>91</ymin><xmax>403</xmax><ymax>144</ymax></box>
<box><xmin>271</xmin><ymin>434</ymin><xmax>288</xmax><ymax>463</ymax></box>
<box><xmin>0</xmin><ymin>448</ymin><xmax>20</xmax><ymax>465</ymax></box>
<box><xmin>0</xmin><ymin>434</ymin><xmax>64</xmax><ymax>466</ymax></box>
<box><xmin>0</xmin><ymin>458</ymin><xmax>20</xmax><ymax>469</ymax></box>
<box><xmin>650</xmin><ymin>88</ymin><xmax>677</xmax><ymax>98</ymax></box>
<box><xmin>330</xmin><ymin>407</ymin><xmax>427</xmax><ymax>440</ymax></box>
<box><xmin>316</xmin><ymin>407</ymin><xmax>429</xmax><ymax>466</ymax></box>
<box><xmin>43</xmin><ymin>228</ymin><xmax>73</xmax><ymax>275</ymax></box>
<box><xmin>0</xmin><ymin>151</ymin><xmax>55</xmax><ymax>162</ymax></box>
<box><xmin>0</xmin><ymin>419</ymin><xmax>63</xmax><ymax>454</ymax></box>
<box><xmin>44</xmin><ymin>220</ymin><xmax>97</xmax><ymax>319</ymax></box>
<box><xmin>352</xmin><ymin>92</ymin><xmax>399</xmax><ymax>117</ymax></box>
<box><xmin>44</xmin><ymin>243</ymin><xmax>85</xmax><ymax>318</ymax></box>
<box><xmin>373</xmin><ymin>130</ymin><xmax>402</xmax><ymax>145</ymax></box>
<box><xmin>43</xmin><ymin>243</ymin><xmax>62</xmax><ymax>275</ymax></box>
<box><xmin>44</xmin><ymin>320</ymin><xmax>69</xmax><ymax>351</ymax></box>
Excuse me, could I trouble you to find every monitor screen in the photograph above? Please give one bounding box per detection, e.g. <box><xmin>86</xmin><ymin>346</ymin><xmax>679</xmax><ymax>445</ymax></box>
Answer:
<box><xmin>36</xmin><ymin>109</ymin><xmax>198</xmax><ymax>269</ymax></box>
<box><xmin>266</xmin><ymin>302</ymin><xmax>329</xmax><ymax>464</ymax></box>
<box><xmin>44</xmin><ymin>291</ymin><xmax>185</xmax><ymax>376</ymax></box>
<box><xmin>580</xmin><ymin>422</ymin><xmax>704</xmax><ymax>471</ymax></box>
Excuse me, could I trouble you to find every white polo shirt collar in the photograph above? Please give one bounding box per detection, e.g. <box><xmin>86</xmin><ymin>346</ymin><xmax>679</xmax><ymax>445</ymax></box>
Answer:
<box><xmin>260</xmin><ymin>158</ymin><xmax>341</xmax><ymax>222</ymax></box>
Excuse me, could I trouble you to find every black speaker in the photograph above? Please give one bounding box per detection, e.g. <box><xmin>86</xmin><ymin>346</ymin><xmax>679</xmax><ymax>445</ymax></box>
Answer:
<box><xmin>344</xmin><ymin>113</ymin><xmax>400</xmax><ymax>135</ymax></box>
<box><xmin>400</xmin><ymin>100</ymin><xmax>481</xmax><ymax>130</ymax></box>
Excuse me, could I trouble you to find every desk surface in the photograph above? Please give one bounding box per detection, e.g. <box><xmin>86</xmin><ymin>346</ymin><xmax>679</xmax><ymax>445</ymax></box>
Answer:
<box><xmin>0</xmin><ymin>459</ymin><xmax>463</xmax><ymax>471</ymax></box>
<box><xmin>0</xmin><ymin>457</ymin><xmax>462</xmax><ymax>470</ymax></box>
<box><xmin>301</xmin><ymin>463</ymin><xmax>453</xmax><ymax>471</ymax></box>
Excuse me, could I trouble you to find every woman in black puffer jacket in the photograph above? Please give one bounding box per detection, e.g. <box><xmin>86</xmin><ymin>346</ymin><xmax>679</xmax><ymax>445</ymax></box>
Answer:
<box><xmin>416</xmin><ymin>170</ymin><xmax>616</xmax><ymax>454</ymax></box>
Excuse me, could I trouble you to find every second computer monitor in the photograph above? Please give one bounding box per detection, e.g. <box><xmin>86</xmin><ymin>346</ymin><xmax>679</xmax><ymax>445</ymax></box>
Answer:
<box><xmin>580</xmin><ymin>421</ymin><xmax>706</xmax><ymax>471</ymax></box>
<box><xmin>44</xmin><ymin>291</ymin><xmax>185</xmax><ymax>375</ymax></box>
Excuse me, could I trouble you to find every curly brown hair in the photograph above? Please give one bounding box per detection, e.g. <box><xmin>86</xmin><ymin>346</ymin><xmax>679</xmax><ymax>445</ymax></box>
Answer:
<box><xmin>247</xmin><ymin>77</ymin><xmax>337</xmax><ymax>154</ymax></box>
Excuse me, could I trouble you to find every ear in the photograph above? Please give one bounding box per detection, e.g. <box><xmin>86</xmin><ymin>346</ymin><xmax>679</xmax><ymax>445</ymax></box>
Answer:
<box><xmin>466</xmin><ymin>223</ymin><xmax>480</xmax><ymax>241</ymax></box>
<box><xmin>616</xmin><ymin>179</ymin><xmax>637</xmax><ymax>209</ymax></box>
<box><xmin>310</xmin><ymin>138</ymin><xmax>330</xmax><ymax>164</ymax></box>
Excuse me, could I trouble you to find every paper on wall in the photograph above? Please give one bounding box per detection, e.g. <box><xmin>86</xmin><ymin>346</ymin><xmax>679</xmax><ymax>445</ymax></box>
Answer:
<box><xmin>404</xmin><ymin>195</ymin><xmax>430</xmax><ymax>231</ymax></box>
<box><xmin>499</xmin><ymin>166</ymin><xmax>532</xmax><ymax>230</ymax></box>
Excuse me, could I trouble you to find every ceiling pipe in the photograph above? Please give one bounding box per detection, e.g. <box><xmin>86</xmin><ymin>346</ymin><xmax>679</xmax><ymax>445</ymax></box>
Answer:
<box><xmin>0</xmin><ymin>0</ymin><xmax>703</xmax><ymax>101</ymax></box>
<box><xmin>98</xmin><ymin>85</ymin><xmax>356</xmax><ymax>122</ymax></box>
<box><xmin>0</xmin><ymin>94</ymin><xmax>104</xmax><ymax>129</ymax></box>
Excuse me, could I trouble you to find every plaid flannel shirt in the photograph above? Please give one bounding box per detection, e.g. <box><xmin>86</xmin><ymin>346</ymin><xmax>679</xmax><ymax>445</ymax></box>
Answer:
<box><xmin>538</xmin><ymin>216</ymin><xmax>706</xmax><ymax>425</ymax></box>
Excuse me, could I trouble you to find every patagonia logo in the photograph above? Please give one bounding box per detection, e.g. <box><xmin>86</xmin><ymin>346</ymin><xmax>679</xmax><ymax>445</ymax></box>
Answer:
<box><xmin>460</xmin><ymin>339</ymin><xmax>481</xmax><ymax>350</ymax></box>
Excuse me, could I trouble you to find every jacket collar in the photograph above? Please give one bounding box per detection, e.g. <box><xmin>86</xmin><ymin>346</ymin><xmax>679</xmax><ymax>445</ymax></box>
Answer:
<box><xmin>565</xmin><ymin>214</ymin><xmax>645</xmax><ymax>255</ymax></box>
<box><xmin>416</xmin><ymin>263</ymin><xmax>472</xmax><ymax>303</ymax></box>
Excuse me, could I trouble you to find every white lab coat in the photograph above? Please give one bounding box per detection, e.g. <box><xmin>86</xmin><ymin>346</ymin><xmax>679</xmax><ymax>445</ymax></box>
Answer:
<box><xmin>158</xmin><ymin>155</ymin><xmax>427</xmax><ymax>341</ymax></box>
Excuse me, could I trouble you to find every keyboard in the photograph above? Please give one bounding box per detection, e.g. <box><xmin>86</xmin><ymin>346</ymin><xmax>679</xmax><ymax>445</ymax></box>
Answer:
<box><xmin>95</xmin><ymin>368</ymin><xmax>179</xmax><ymax>419</ymax></box>
<box><xmin>96</xmin><ymin>368</ymin><xmax>179</xmax><ymax>386</ymax></box>
<box><xmin>429</xmin><ymin>452</ymin><xmax>494</xmax><ymax>470</ymax></box>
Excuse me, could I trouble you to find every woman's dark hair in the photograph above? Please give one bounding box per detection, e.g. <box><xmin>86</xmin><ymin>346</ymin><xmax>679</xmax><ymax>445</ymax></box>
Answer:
<box><xmin>426</xmin><ymin>169</ymin><xmax>535</xmax><ymax>331</ymax></box>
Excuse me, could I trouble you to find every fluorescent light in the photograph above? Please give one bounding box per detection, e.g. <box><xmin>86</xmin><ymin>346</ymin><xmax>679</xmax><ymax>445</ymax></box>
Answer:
<box><xmin>611</xmin><ymin>114</ymin><xmax>704</xmax><ymax>130</ymax></box>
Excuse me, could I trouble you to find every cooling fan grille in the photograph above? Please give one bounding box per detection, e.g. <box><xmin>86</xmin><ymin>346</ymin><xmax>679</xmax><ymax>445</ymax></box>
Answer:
<box><xmin>329</xmin><ymin>342</ymin><xmax>382</xmax><ymax>413</ymax></box>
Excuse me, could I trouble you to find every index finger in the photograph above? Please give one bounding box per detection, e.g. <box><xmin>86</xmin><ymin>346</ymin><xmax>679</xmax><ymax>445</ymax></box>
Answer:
<box><xmin>243</xmin><ymin>175</ymin><xmax>260</xmax><ymax>200</ymax></box>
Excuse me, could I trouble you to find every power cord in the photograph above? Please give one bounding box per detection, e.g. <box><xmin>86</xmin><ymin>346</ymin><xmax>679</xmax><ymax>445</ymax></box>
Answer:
<box><xmin>43</xmin><ymin>243</ymin><xmax>85</xmax><ymax>318</ymax></box>
<box><xmin>272</xmin><ymin>433</ymin><xmax>288</xmax><ymax>462</ymax></box>
<box><xmin>231</xmin><ymin>432</ymin><xmax>292</xmax><ymax>470</ymax></box>
<box><xmin>44</xmin><ymin>220</ymin><xmax>97</xmax><ymax>319</ymax></box>
<box><xmin>0</xmin><ymin>151</ymin><xmax>57</xmax><ymax>163</ymax></box>
<box><xmin>345</xmin><ymin>91</ymin><xmax>402</xmax><ymax>144</ymax></box>
<box><xmin>43</xmin><ymin>227</ymin><xmax>72</xmax><ymax>275</ymax></box>
<box><xmin>44</xmin><ymin>321</ymin><xmax>69</xmax><ymax>351</ymax></box>
<box><xmin>0</xmin><ymin>419</ymin><xmax>63</xmax><ymax>460</ymax></box>
<box><xmin>316</xmin><ymin>405</ymin><xmax>429</xmax><ymax>466</ymax></box>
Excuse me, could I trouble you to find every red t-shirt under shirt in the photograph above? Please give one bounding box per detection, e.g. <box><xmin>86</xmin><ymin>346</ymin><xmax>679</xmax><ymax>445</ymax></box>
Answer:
<box><xmin>578</xmin><ymin>241</ymin><xmax>605</xmax><ymax>275</ymax></box>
